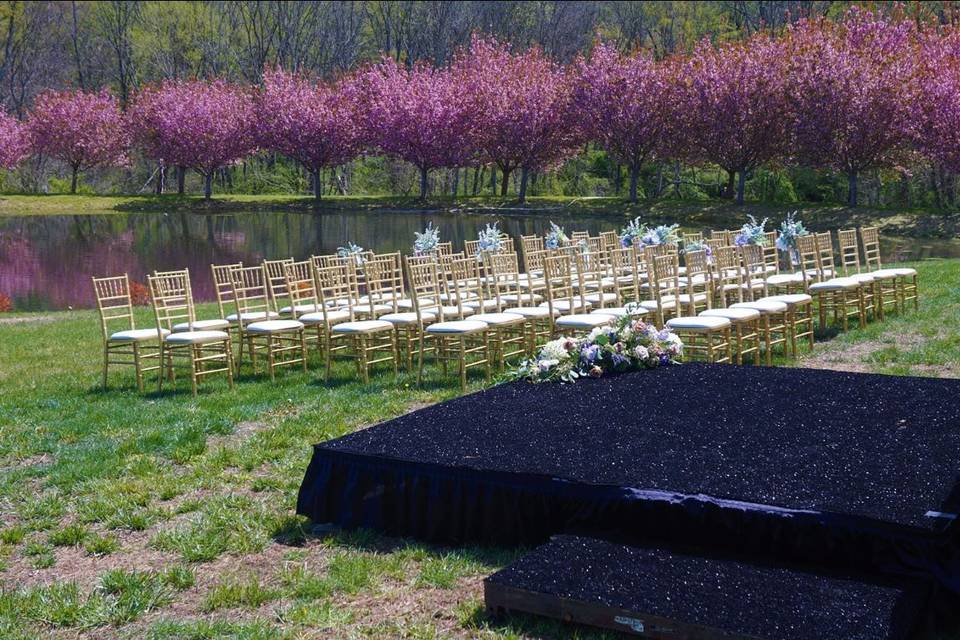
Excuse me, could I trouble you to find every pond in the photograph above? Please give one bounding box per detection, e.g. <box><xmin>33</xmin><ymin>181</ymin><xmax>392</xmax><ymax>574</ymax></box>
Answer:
<box><xmin>0</xmin><ymin>210</ymin><xmax>955</xmax><ymax>311</ymax></box>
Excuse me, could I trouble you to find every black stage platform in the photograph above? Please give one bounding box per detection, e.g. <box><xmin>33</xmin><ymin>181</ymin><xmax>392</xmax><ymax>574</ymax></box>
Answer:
<box><xmin>485</xmin><ymin>535</ymin><xmax>927</xmax><ymax>640</ymax></box>
<box><xmin>297</xmin><ymin>364</ymin><xmax>960</xmax><ymax>592</ymax></box>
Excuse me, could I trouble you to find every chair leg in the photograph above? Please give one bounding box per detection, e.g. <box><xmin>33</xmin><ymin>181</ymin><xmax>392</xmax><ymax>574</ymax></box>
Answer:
<box><xmin>267</xmin><ymin>336</ymin><xmax>276</xmax><ymax>382</ymax></box>
<box><xmin>225</xmin><ymin>340</ymin><xmax>235</xmax><ymax>389</ymax></box>
<box><xmin>102</xmin><ymin>345</ymin><xmax>110</xmax><ymax>389</ymax></box>
<box><xmin>416</xmin><ymin>334</ymin><xmax>426</xmax><ymax>386</ymax></box>
<box><xmin>300</xmin><ymin>330</ymin><xmax>308</xmax><ymax>372</ymax></box>
<box><xmin>324</xmin><ymin>332</ymin><xmax>333</xmax><ymax>382</ymax></box>
<box><xmin>458</xmin><ymin>336</ymin><xmax>467</xmax><ymax>391</ymax></box>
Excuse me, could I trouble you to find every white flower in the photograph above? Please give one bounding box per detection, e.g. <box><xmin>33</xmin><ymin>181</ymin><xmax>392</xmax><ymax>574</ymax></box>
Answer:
<box><xmin>634</xmin><ymin>345</ymin><xmax>649</xmax><ymax>360</ymax></box>
<box><xmin>540</xmin><ymin>339</ymin><xmax>571</xmax><ymax>362</ymax></box>
<box><xmin>538</xmin><ymin>359</ymin><xmax>559</xmax><ymax>372</ymax></box>
<box><xmin>587</xmin><ymin>327</ymin><xmax>606</xmax><ymax>342</ymax></box>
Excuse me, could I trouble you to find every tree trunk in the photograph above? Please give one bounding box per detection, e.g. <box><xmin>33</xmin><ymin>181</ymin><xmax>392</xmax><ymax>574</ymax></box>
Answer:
<box><xmin>311</xmin><ymin>169</ymin><xmax>322</xmax><ymax>201</ymax></box>
<box><xmin>203</xmin><ymin>172</ymin><xmax>213</xmax><ymax>200</ymax></box>
<box><xmin>723</xmin><ymin>169</ymin><xmax>735</xmax><ymax>199</ymax></box>
<box><xmin>500</xmin><ymin>167</ymin><xmax>511</xmax><ymax>196</ymax></box>
<box><xmin>471</xmin><ymin>166</ymin><xmax>481</xmax><ymax>195</ymax></box>
<box><xmin>155</xmin><ymin>165</ymin><xmax>165</xmax><ymax>195</ymax></box>
<box><xmin>419</xmin><ymin>165</ymin><xmax>429</xmax><ymax>200</ymax></box>
<box><xmin>847</xmin><ymin>171</ymin><xmax>858</xmax><ymax>207</ymax></box>
<box><xmin>70</xmin><ymin>165</ymin><xmax>79</xmax><ymax>194</ymax></box>
<box><xmin>177</xmin><ymin>166</ymin><xmax>186</xmax><ymax>194</ymax></box>
<box><xmin>736</xmin><ymin>170</ymin><xmax>746</xmax><ymax>205</ymax></box>
<box><xmin>518</xmin><ymin>167</ymin><xmax>530</xmax><ymax>203</ymax></box>
<box><xmin>628</xmin><ymin>163</ymin><xmax>640</xmax><ymax>203</ymax></box>
<box><xmin>490</xmin><ymin>166</ymin><xmax>496</xmax><ymax>193</ymax></box>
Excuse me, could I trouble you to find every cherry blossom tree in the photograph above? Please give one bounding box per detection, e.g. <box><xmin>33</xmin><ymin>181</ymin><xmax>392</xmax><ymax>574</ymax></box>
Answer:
<box><xmin>783</xmin><ymin>8</ymin><xmax>921</xmax><ymax>206</ymax></box>
<box><xmin>0</xmin><ymin>112</ymin><xmax>30</xmax><ymax>169</ymax></box>
<box><xmin>456</xmin><ymin>37</ymin><xmax>582</xmax><ymax>202</ymax></box>
<box><xmin>360</xmin><ymin>57</ymin><xmax>477</xmax><ymax>199</ymax></box>
<box><xmin>916</xmin><ymin>27</ymin><xmax>960</xmax><ymax>177</ymax></box>
<box><xmin>682</xmin><ymin>34</ymin><xmax>789</xmax><ymax>205</ymax></box>
<box><xmin>27</xmin><ymin>90</ymin><xmax>129</xmax><ymax>193</ymax></box>
<box><xmin>129</xmin><ymin>79</ymin><xmax>257</xmax><ymax>199</ymax></box>
<box><xmin>575</xmin><ymin>42</ymin><xmax>679</xmax><ymax>203</ymax></box>
<box><xmin>258</xmin><ymin>68</ymin><xmax>364</xmax><ymax>200</ymax></box>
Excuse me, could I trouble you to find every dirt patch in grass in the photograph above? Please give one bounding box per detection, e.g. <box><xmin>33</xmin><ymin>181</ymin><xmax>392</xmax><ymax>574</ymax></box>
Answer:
<box><xmin>0</xmin><ymin>315</ymin><xmax>59</xmax><ymax>325</ymax></box>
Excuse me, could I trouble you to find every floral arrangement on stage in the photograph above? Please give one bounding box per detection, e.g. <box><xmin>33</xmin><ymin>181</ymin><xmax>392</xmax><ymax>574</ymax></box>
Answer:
<box><xmin>545</xmin><ymin>221</ymin><xmax>570</xmax><ymax>250</ymax></box>
<box><xmin>642</xmin><ymin>223</ymin><xmax>680</xmax><ymax>247</ymax></box>
<box><xmin>775</xmin><ymin>211</ymin><xmax>809</xmax><ymax>253</ymax></box>
<box><xmin>476</xmin><ymin>222</ymin><xmax>503</xmax><ymax>256</ymax></box>
<box><xmin>413</xmin><ymin>222</ymin><xmax>439</xmax><ymax>255</ymax></box>
<box><xmin>683</xmin><ymin>240</ymin><xmax>713</xmax><ymax>263</ymax></box>
<box><xmin>514</xmin><ymin>308</ymin><xmax>683</xmax><ymax>383</ymax></box>
<box><xmin>619</xmin><ymin>216</ymin><xmax>645</xmax><ymax>248</ymax></box>
<box><xmin>734</xmin><ymin>215</ymin><xmax>768</xmax><ymax>246</ymax></box>
<box><xmin>337</xmin><ymin>242</ymin><xmax>366</xmax><ymax>264</ymax></box>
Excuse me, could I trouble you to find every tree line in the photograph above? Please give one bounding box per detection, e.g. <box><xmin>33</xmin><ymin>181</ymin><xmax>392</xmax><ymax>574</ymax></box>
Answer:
<box><xmin>1</xmin><ymin>3</ymin><xmax>960</xmax><ymax>207</ymax></box>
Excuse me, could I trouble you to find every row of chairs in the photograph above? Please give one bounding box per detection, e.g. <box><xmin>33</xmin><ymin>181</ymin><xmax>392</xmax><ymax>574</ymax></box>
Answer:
<box><xmin>92</xmin><ymin>225</ymin><xmax>917</xmax><ymax>394</ymax></box>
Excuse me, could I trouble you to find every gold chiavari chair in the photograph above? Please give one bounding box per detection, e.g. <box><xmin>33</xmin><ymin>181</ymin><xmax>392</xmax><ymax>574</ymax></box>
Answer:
<box><xmin>390</xmin><ymin>256</ymin><xmax>443</xmax><ymax>370</ymax></box>
<box><xmin>450</xmin><ymin>255</ymin><xmax>525</xmax><ymax>369</ymax></box>
<box><xmin>418</xmin><ymin>259</ymin><xmax>491</xmax><ymax>390</ymax></box>
<box><xmin>463</xmin><ymin>239</ymin><xmax>481</xmax><ymax>256</ymax></box>
<box><xmin>518</xmin><ymin>248</ymin><xmax>548</xmax><ymax>299</ymax></box>
<box><xmin>316</xmin><ymin>262</ymin><xmax>397</xmax><ymax>384</ymax></box>
<box><xmin>570</xmin><ymin>230</ymin><xmax>590</xmax><ymax>242</ymax></box>
<box><xmin>212</xmin><ymin>262</ymin><xmax>242</xmax><ymax>321</ymax></box>
<box><xmin>576</xmin><ymin>249</ymin><xmax>618</xmax><ymax>311</ymax></box>
<box><xmin>263</xmin><ymin>257</ymin><xmax>295</xmax><ymax>310</ymax></box>
<box><xmin>92</xmin><ymin>274</ymin><xmax>168</xmax><ymax>391</ymax></box>
<box><xmin>230</xmin><ymin>265</ymin><xmax>307</xmax><ymax>380</ymax></box>
<box><xmin>487</xmin><ymin>252</ymin><xmax>556</xmax><ymax>354</ymax></box>
<box><xmin>711</xmin><ymin>246</ymin><xmax>743</xmax><ymax>307</ymax></box>
<box><xmin>820</xmin><ymin>231</ymin><xmax>877</xmax><ymax>323</ymax></box>
<box><xmin>762</xmin><ymin>231</ymin><xmax>779</xmax><ymax>274</ymax></box>
<box><xmin>712</xmin><ymin>229</ymin><xmax>737</xmax><ymax>246</ymax></box>
<box><xmin>282</xmin><ymin>260</ymin><xmax>347</xmax><ymax>352</ymax></box>
<box><xmin>539</xmin><ymin>253</ymin><xmax>590</xmax><ymax>317</ymax></box>
<box><xmin>861</xmin><ymin>226</ymin><xmax>917</xmax><ymax>313</ymax></box>
<box><xmin>665</xmin><ymin>313</ymin><xmax>731</xmax><ymax>364</ymax></box>
<box><xmin>640</xmin><ymin>254</ymin><xmax>681</xmax><ymax>327</ymax></box>
<box><xmin>154</xmin><ymin>268</ymin><xmax>231</xmax><ymax>333</ymax></box>
<box><xmin>699</xmin><ymin>306</ymin><xmax>761</xmax><ymax>366</ymax></box>
<box><xmin>679</xmin><ymin>249</ymin><xmax>712</xmax><ymax>315</ymax></box>
<box><xmin>766</xmin><ymin>235</ymin><xmax>815</xmax><ymax>294</ymax></box>
<box><xmin>313</xmin><ymin>262</ymin><xmax>379</xmax><ymax>380</ymax></box>
<box><xmin>436</xmin><ymin>241</ymin><xmax>454</xmax><ymax>257</ymax></box>
<box><xmin>311</xmin><ymin>254</ymin><xmax>355</xmax><ymax>310</ymax></box>
<box><xmin>738</xmin><ymin>244</ymin><xmax>769</xmax><ymax>302</ymax></box>
<box><xmin>839</xmin><ymin>228</ymin><xmax>882</xmax><ymax>320</ymax></box>
<box><xmin>729</xmin><ymin>295</ymin><xmax>789</xmax><ymax>366</ymax></box>
<box><xmin>704</xmin><ymin>238</ymin><xmax>728</xmax><ymax>255</ymax></box>
<box><xmin>354</xmin><ymin>254</ymin><xmax>401</xmax><ymax>319</ymax></box>
<box><xmin>806</xmin><ymin>238</ymin><xmax>865</xmax><ymax>332</ymax></box>
<box><xmin>599</xmin><ymin>230</ymin><xmax>619</xmax><ymax>248</ymax></box>
<box><xmin>682</xmin><ymin>232</ymin><xmax>703</xmax><ymax>246</ymax></box>
<box><xmin>607</xmin><ymin>245</ymin><xmax>641</xmax><ymax>306</ymax></box>
<box><xmin>148</xmin><ymin>271</ymin><xmax>233</xmax><ymax>395</ymax></box>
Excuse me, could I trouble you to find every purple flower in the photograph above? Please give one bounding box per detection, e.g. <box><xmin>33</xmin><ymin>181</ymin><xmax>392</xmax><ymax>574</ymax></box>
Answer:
<box><xmin>580</xmin><ymin>344</ymin><xmax>600</xmax><ymax>364</ymax></box>
<box><xmin>611</xmin><ymin>353</ymin><xmax>630</xmax><ymax>368</ymax></box>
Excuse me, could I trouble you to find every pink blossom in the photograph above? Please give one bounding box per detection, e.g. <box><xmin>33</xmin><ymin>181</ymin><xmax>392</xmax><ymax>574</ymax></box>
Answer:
<box><xmin>0</xmin><ymin>111</ymin><xmax>29</xmax><ymax>169</ymax></box>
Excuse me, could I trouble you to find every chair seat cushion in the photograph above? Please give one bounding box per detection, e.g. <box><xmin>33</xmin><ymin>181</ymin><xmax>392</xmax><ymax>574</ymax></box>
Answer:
<box><xmin>246</xmin><ymin>319</ymin><xmax>305</xmax><ymax>333</ymax></box>
<box><xmin>700</xmin><ymin>308</ymin><xmax>760</xmax><ymax>322</ymax></box>
<box><xmin>556</xmin><ymin>314</ymin><xmax>613</xmax><ymax>329</ymax></box>
<box><xmin>584</xmin><ymin>292</ymin><xmax>618</xmax><ymax>304</ymax></box>
<box><xmin>463</xmin><ymin>299</ymin><xmax>501</xmax><ymax>311</ymax></box>
<box><xmin>762</xmin><ymin>294</ymin><xmax>812</xmax><ymax>305</ymax></box>
<box><xmin>666</xmin><ymin>316</ymin><xmax>730</xmax><ymax>331</ymax></box>
<box><xmin>505</xmin><ymin>306</ymin><xmax>556</xmax><ymax>318</ymax></box>
<box><xmin>165</xmin><ymin>330</ymin><xmax>230</xmax><ymax>344</ymax></box>
<box><xmin>422</xmin><ymin>304</ymin><xmax>474</xmax><ymax>318</ymax></box>
<box><xmin>425</xmin><ymin>320</ymin><xmax>488</xmax><ymax>334</ymax></box>
<box><xmin>380</xmin><ymin>311</ymin><xmax>434</xmax><ymax>325</ymax></box>
<box><xmin>172</xmin><ymin>319</ymin><xmax>230</xmax><ymax>332</ymax></box>
<box><xmin>331</xmin><ymin>320</ymin><xmax>394</xmax><ymax>333</ymax></box>
<box><xmin>298</xmin><ymin>309</ymin><xmax>351</xmax><ymax>324</ymax></box>
<box><xmin>809</xmin><ymin>278</ymin><xmax>859</xmax><ymax>292</ymax></box>
<box><xmin>226</xmin><ymin>311</ymin><xmax>279</xmax><ymax>322</ymax></box>
<box><xmin>109</xmin><ymin>328</ymin><xmax>169</xmax><ymax>342</ymax></box>
<box><xmin>279</xmin><ymin>303</ymin><xmax>323</xmax><ymax>315</ymax></box>
<box><xmin>873</xmin><ymin>268</ymin><xmax>916</xmax><ymax>278</ymax></box>
<box><xmin>470</xmin><ymin>312</ymin><xmax>524</xmax><ymax>325</ymax></box>
<box><xmin>676</xmin><ymin>293</ymin><xmax>708</xmax><ymax>303</ymax></box>
<box><xmin>501</xmin><ymin>293</ymin><xmax>544</xmax><ymax>304</ymax></box>
<box><xmin>731</xmin><ymin>300</ymin><xmax>788</xmax><ymax>314</ymax></box>
<box><xmin>639</xmin><ymin>298</ymin><xmax>678</xmax><ymax>311</ymax></box>
<box><xmin>355</xmin><ymin>303</ymin><xmax>395</xmax><ymax>315</ymax></box>
<box><xmin>590</xmin><ymin>306</ymin><xmax>647</xmax><ymax>318</ymax></box>
<box><xmin>844</xmin><ymin>273</ymin><xmax>876</xmax><ymax>284</ymax></box>
<box><xmin>765</xmin><ymin>273</ymin><xmax>803</xmax><ymax>286</ymax></box>
<box><xmin>541</xmin><ymin>300</ymin><xmax>592</xmax><ymax>313</ymax></box>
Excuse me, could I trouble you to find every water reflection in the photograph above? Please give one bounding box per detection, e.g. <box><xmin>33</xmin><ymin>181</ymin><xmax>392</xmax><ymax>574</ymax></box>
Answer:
<box><xmin>0</xmin><ymin>211</ymin><xmax>954</xmax><ymax>311</ymax></box>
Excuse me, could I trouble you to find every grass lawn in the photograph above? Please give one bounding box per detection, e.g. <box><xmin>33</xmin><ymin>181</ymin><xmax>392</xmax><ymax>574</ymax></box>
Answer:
<box><xmin>0</xmin><ymin>260</ymin><xmax>956</xmax><ymax>639</ymax></box>
<box><xmin>0</xmin><ymin>193</ymin><xmax>957</xmax><ymax>240</ymax></box>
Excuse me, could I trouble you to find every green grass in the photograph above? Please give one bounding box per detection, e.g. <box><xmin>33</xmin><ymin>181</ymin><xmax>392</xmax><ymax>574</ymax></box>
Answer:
<box><xmin>0</xmin><ymin>263</ymin><xmax>957</xmax><ymax>637</ymax></box>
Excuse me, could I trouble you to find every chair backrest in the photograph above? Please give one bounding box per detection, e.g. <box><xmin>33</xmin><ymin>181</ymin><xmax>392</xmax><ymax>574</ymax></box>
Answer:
<box><xmin>231</xmin><ymin>265</ymin><xmax>273</xmax><ymax>319</ymax></box>
<box><xmin>148</xmin><ymin>269</ymin><xmax>194</xmax><ymax>331</ymax></box>
<box><xmin>211</xmin><ymin>262</ymin><xmax>242</xmax><ymax>319</ymax></box>
<box><xmin>263</xmin><ymin>258</ymin><xmax>295</xmax><ymax>307</ymax></box>
<box><xmin>815</xmin><ymin>232</ymin><xmax>836</xmax><ymax>276</ymax></box>
<box><xmin>609</xmin><ymin>245</ymin><xmax>639</xmax><ymax>303</ymax></box>
<box><xmin>712</xmin><ymin>246</ymin><xmax>742</xmax><ymax>305</ymax></box>
<box><xmin>436</xmin><ymin>241</ymin><xmax>454</xmax><ymax>257</ymax></box>
<box><xmin>524</xmin><ymin>248</ymin><xmax>548</xmax><ymax>276</ymax></box>
<box><xmin>682</xmin><ymin>232</ymin><xmax>703</xmax><ymax>245</ymax></box>
<box><xmin>314</xmin><ymin>262</ymin><xmax>357</xmax><ymax>322</ymax></box>
<box><xmin>762</xmin><ymin>232</ymin><xmax>779</xmax><ymax>274</ymax></box>
<box><xmin>651</xmin><ymin>254</ymin><xmax>681</xmax><ymax>314</ymax></box>
<box><xmin>705</xmin><ymin>238</ymin><xmax>728</xmax><ymax>253</ymax></box>
<box><xmin>838</xmin><ymin>229</ymin><xmax>861</xmax><ymax>275</ymax></box>
<box><xmin>92</xmin><ymin>274</ymin><xmax>135</xmax><ymax>339</ymax></box>
<box><xmin>360</xmin><ymin>254</ymin><xmax>400</xmax><ymax>316</ymax></box>
<box><xmin>712</xmin><ymin>229</ymin><xmax>736</xmax><ymax>245</ymax></box>
<box><xmin>486</xmin><ymin>251</ymin><xmax>523</xmax><ymax>310</ymax></box>
<box><xmin>860</xmin><ymin>226</ymin><xmax>883</xmax><ymax>270</ymax></box>
<box><xmin>683</xmin><ymin>249</ymin><xmax>712</xmax><ymax>307</ymax></box>
<box><xmin>463</xmin><ymin>239</ymin><xmax>481</xmax><ymax>256</ymax></box>
<box><xmin>570</xmin><ymin>230</ymin><xmax>590</xmax><ymax>242</ymax></box>
<box><xmin>282</xmin><ymin>260</ymin><xmax>321</xmax><ymax>319</ymax></box>
<box><xmin>520</xmin><ymin>235</ymin><xmax>544</xmax><ymax>272</ymax></box>
<box><xmin>404</xmin><ymin>256</ymin><xmax>445</xmax><ymax>323</ymax></box>
<box><xmin>574</xmin><ymin>248</ymin><xmax>610</xmax><ymax>308</ymax></box>
<box><xmin>795</xmin><ymin>234</ymin><xmax>821</xmax><ymax>281</ymax></box>
<box><xmin>600</xmin><ymin>230</ymin><xmax>619</xmax><ymax>248</ymax></box>
<box><xmin>542</xmin><ymin>253</ymin><xmax>577</xmax><ymax>316</ymax></box>
<box><xmin>445</xmin><ymin>256</ymin><xmax>483</xmax><ymax>319</ymax></box>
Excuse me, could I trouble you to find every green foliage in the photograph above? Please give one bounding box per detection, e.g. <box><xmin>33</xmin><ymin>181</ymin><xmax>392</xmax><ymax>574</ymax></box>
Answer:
<box><xmin>83</xmin><ymin>533</ymin><xmax>119</xmax><ymax>556</ymax></box>
<box><xmin>48</xmin><ymin>523</ymin><xmax>89</xmax><ymax>547</ymax></box>
<box><xmin>202</xmin><ymin>575</ymin><xmax>280</xmax><ymax>612</ymax></box>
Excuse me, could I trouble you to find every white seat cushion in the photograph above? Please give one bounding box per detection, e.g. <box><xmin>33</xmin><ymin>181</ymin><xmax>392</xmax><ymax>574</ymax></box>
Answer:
<box><xmin>762</xmin><ymin>294</ymin><xmax>812</xmax><ymax>305</ymax></box>
<box><xmin>354</xmin><ymin>303</ymin><xmax>394</xmax><ymax>315</ymax></box>
<box><xmin>470</xmin><ymin>312</ymin><xmax>524</xmax><ymax>325</ymax></box>
<box><xmin>584</xmin><ymin>292</ymin><xmax>618</xmax><ymax>304</ymax></box>
<box><xmin>873</xmin><ymin>267</ymin><xmax>916</xmax><ymax>277</ymax></box>
<box><xmin>505</xmin><ymin>306</ymin><xmax>555</xmax><ymax>318</ymax></box>
<box><xmin>165</xmin><ymin>330</ymin><xmax>229</xmax><ymax>344</ymax></box>
<box><xmin>556</xmin><ymin>314</ymin><xmax>613</xmax><ymax>329</ymax></box>
<box><xmin>845</xmin><ymin>273</ymin><xmax>876</xmax><ymax>284</ymax></box>
<box><xmin>280</xmin><ymin>303</ymin><xmax>324</xmax><ymax>315</ymax></box>
<box><xmin>808</xmin><ymin>278</ymin><xmax>859</xmax><ymax>292</ymax></box>
<box><xmin>731</xmin><ymin>300</ymin><xmax>788</xmax><ymax>314</ymax></box>
<box><xmin>298</xmin><ymin>309</ymin><xmax>351</xmax><ymax>325</ymax></box>
<box><xmin>501</xmin><ymin>293</ymin><xmax>543</xmax><ymax>304</ymax></box>
<box><xmin>422</xmin><ymin>305</ymin><xmax>474</xmax><ymax>318</ymax></box>
<box><xmin>666</xmin><ymin>316</ymin><xmax>730</xmax><ymax>331</ymax></box>
<box><xmin>172</xmin><ymin>319</ymin><xmax>230</xmax><ymax>332</ymax></box>
<box><xmin>226</xmin><ymin>311</ymin><xmax>279</xmax><ymax>323</ymax></box>
<box><xmin>425</xmin><ymin>320</ymin><xmax>488</xmax><ymax>334</ymax></box>
<box><xmin>765</xmin><ymin>273</ymin><xmax>803</xmax><ymax>286</ymax></box>
<box><xmin>380</xmin><ymin>311</ymin><xmax>435</xmax><ymax>325</ymax></box>
<box><xmin>245</xmin><ymin>319</ymin><xmax>305</xmax><ymax>333</ymax></box>
<box><xmin>331</xmin><ymin>320</ymin><xmax>394</xmax><ymax>333</ymax></box>
<box><xmin>700</xmin><ymin>308</ymin><xmax>760</xmax><ymax>322</ymax></box>
<box><xmin>590</xmin><ymin>306</ymin><xmax>647</xmax><ymax>318</ymax></box>
<box><xmin>109</xmin><ymin>328</ymin><xmax>169</xmax><ymax>342</ymax></box>
<box><xmin>676</xmin><ymin>293</ymin><xmax>708</xmax><ymax>304</ymax></box>
<box><xmin>463</xmin><ymin>299</ymin><xmax>501</xmax><ymax>311</ymax></box>
<box><xmin>541</xmin><ymin>299</ymin><xmax>591</xmax><ymax>313</ymax></box>
<box><xmin>639</xmin><ymin>298</ymin><xmax>678</xmax><ymax>311</ymax></box>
